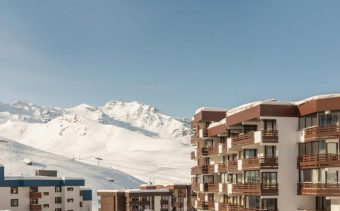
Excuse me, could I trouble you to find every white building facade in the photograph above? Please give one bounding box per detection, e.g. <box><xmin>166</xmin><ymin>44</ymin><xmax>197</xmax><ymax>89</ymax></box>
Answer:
<box><xmin>0</xmin><ymin>165</ymin><xmax>92</xmax><ymax>211</ymax></box>
<box><xmin>191</xmin><ymin>95</ymin><xmax>340</xmax><ymax>211</ymax></box>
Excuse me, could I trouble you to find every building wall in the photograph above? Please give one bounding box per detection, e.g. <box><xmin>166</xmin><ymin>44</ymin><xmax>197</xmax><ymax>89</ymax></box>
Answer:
<box><xmin>276</xmin><ymin>117</ymin><xmax>315</xmax><ymax>210</ymax></box>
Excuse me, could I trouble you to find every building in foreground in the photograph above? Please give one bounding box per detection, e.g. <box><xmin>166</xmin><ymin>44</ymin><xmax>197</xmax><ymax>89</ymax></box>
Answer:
<box><xmin>191</xmin><ymin>94</ymin><xmax>340</xmax><ymax>211</ymax></box>
<box><xmin>0</xmin><ymin>164</ymin><xmax>92</xmax><ymax>211</ymax></box>
<box><xmin>98</xmin><ymin>184</ymin><xmax>194</xmax><ymax>211</ymax></box>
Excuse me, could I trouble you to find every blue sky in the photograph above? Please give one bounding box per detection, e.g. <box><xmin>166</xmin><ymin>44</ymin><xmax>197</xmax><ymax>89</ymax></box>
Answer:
<box><xmin>0</xmin><ymin>1</ymin><xmax>340</xmax><ymax>118</ymax></box>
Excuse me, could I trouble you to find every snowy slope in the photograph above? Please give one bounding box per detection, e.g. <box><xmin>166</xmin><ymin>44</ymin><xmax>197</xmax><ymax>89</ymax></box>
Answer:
<box><xmin>0</xmin><ymin>100</ymin><xmax>193</xmax><ymax>185</ymax></box>
<box><xmin>0</xmin><ymin>137</ymin><xmax>143</xmax><ymax>209</ymax></box>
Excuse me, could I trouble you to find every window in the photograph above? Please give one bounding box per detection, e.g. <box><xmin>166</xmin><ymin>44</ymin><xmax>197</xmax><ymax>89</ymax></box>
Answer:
<box><xmin>43</xmin><ymin>204</ymin><xmax>49</xmax><ymax>208</ymax></box>
<box><xmin>264</xmin><ymin>120</ymin><xmax>276</xmax><ymax>131</ymax></box>
<box><xmin>67</xmin><ymin>198</ymin><xmax>74</xmax><ymax>203</ymax></box>
<box><xmin>55</xmin><ymin>209</ymin><xmax>62</xmax><ymax>211</ymax></box>
<box><xmin>328</xmin><ymin>142</ymin><xmax>338</xmax><ymax>154</ymax></box>
<box><xmin>262</xmin><ymin>172</ymin><xmax>277</xmax><ymax>185</ymax></box>
<box><xmin>43</xmin><ymin>192</ymin><xmax>49</xmax><ymax>196</ymax></box>
<box><xmin>245</xmin><ymin>171</ymin><xmax>260</xmax><ymax>183</ymax></box>
<box><xmin>30</xmin><ymin>187</ymin><xmax>38</xmax><ymax>192</ymax></box>
<box><xmin>265</xmin><ymin>146</ymin><xmax>276</xmax><ymax>158</ymax></box>
<box><xmin>55</xmin><ymin>197</ymin><xmax>62</xmax><ymax>204</ymax></box>
<box><xmin>10</xmin><ymin>187</ymin><xmax>18</xmax><ymax>194</ymax></box>
<box><xmin>246</xmin><ymin>196</ymin><xmax>260</xmax><ymax>209</ymax></box>
<box><xmin>262</xmin><ymin>198</ymin><xmax>277</xmax><ymax>210</ymax></box>
<box><xmin>11</xmin><ymin>199</ymin><xmax>18</xmax><ymax>207</ymax></box>
<box><xmin>67</xmin><ymin>187</ymin><xmax>74</xmax><ymax>191</ymax></box>
<box><xmin>55</xmin><ymin>186</ymin><xmax>62</xmax><ymax>192</ymax></box>
<box><xmin>244</xmin><ymin>149</ymin><xmax>257</xmax><ymax>159</ymax></box>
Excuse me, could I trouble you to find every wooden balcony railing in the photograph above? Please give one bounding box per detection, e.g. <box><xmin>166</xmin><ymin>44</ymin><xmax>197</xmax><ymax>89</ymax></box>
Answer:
<box><xmin>197</xmin><ymin>201</ymin><xmax>209</xmax><ymax>210</ymax></box>
<box><xmin>231</xmin><ymin>130</ymin><xmax>278</xmax><ymax>148</ymax></box>
<box><xmin>218</xmin><ymin>163</ymin><xmax>228</xmax><ymax>173</ymax></box>
<box><xmin>261</xmin><ymin>130</ymin><xmax>279</xmax><ymax>143</ymax></box>
<box><xmin>192</xmin><ymin>182</ymin><xmax>199</xmax><ymax>192</ymax></box>
<box><xmin>304</xmin><ymin>125</ymin><xmax>340</xmax><ymax>141</ymax></box>
<box><xmin>298</xmin><ymin>182</ymin><xmax>340</xmax><ymax>196</ymax></box>
<box><xmin>232</xmin><ymin>183</ymin><xmax>278</xmax><ymax>196</ymax></box>
<box><xmin>227</xmin><ymin>160</ymin><xmax>238</xmax><ymax>171</ymax></box>
<box><xmin>204</xmin><ymin>183</ymin><xmax>219</xmax><ymax>192</ymax></box>
<box><xmin>242</xmin><ymin>157</ymin><xmax>278</xmax><ymax>170</ymax></box>
<box><xmin>219</xmin><ymin>203</ymin><xmax>241</xmax><ymax>211</ymax></box>
<box><xmin>30</xmin><ymin>204</ymin><xmax>42</xmax><ymax>211</ymax></box>
<box><xmin>207</xmin><ymin>145</ymin><xmax>219</xmax><ymax>155</ymax></box>
<box><xmin>29</xmin><ymin>192</ymin><xmax>42</xmax><ymax>199</ymax></box>
<box><xmin>191</xmin><ymin>165</ymin><xmax>214</xmax><ymax>175</ymax></box>
<box><xmin>232</xmin><ymin>132</ymin><xmax>255</xmax><ymax>148</ymax></box>
<box><xmin>298</xmin><ymin>153</ymin><xmax>340</xmax><ymax>169</ymax></box>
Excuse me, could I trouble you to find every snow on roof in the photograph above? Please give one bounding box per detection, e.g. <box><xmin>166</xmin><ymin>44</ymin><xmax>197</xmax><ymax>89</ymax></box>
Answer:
<box><xmin>6</xmin><ymin>176</ymin><xmax>84</xmax><ymax>180</ymax></box>
<box><xmin>194</xmin><ymin>107</ymin><xmax>228</xmax><ymax>115</ymax></box>
<box><xmin>226</xmin><ymin>99</ymin><xmax>293</xmax><ymax>116</ymax></box>
<box><xmin>98</xmin><ymin>189</ymin><xmax>170</xmax><ymax>193</ymax></box>
<box><xmin>207</xmin><ymin>118</ymin><xmax>226</xmax><ymax>129</ymax></box>
<box><xmin>294</xmin><ymin>94</ymin><xmax>340</xmax><ymax>105</ymax></box>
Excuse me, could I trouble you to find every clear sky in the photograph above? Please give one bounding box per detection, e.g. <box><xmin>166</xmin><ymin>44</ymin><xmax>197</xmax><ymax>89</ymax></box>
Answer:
<box><xmin>1</xmin><ymin>1</ymin><xmax>340</xmax><ymax>118</ymax></box>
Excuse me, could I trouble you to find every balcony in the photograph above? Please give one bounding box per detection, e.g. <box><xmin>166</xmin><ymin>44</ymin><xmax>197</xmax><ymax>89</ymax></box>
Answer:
<box><xmin>30</xmin><ymin>204</ymin><xmax>42</xmax><ymax>211</ymax></box>
<box><xmin>232</xmin><ymin>183</ymin><xmax>278</xmax><ymax>196</ymax></box>
<box><xmin>191</xmin><ymin>165</ymin><xmax>214</xmax><ymax>175</ymax></box>
<box><xmin>231</xmin><ymin>130</ymin><xmax>278</xmax><ymax>148</ymax></box>
<box><xmin>160</xmin><ymin>199</ymin><xmax>169</xmax><ymax>204</ymax></box>
<box><xmin>242</xmin><ymin>157</ymin><xmax>278</xmax><ymax>170</ymax></box>
<box><xmin>204</xmin><ymin>183</ymin><xmax>219</xmax><ymax>192</ymax></box>
<box><xmin>227</xmin><ymin>160</ymin><xmax>238</xmax><ymax>171</ymax></box>
<box><xmin>219</xmin><ymin>204</ymin><xmax>242</xmax><ymax>211</ymax></box>
<box><xmin>298</xmin><ymin>182</ymin><xmax>340</xmax><ymax>196</ymax></box>
<box><xmin>298</xmin><ymin>153</ymin><xmax>340</xmax><ymax>169</ymax></box>
<box><xmin>304</xmin><ymin>125</ymin><xmax>340</xmax><ymax>141</ymax></box>
<box><xmin>197</xmin><ymin>200</ymin><xmax>214</xmax><ymax>210</ymax></box>
<box><xmin>173</xmin><ymin>202</ymin><xmax>183</xmax><ymax>208</ymax></box>
<box><xmin>29</xmin><ymin>192</ymin><xmax>42</xmax><ymax>199</ymax></box>
<box><xmin>218</xmin><ymin>163</ymin><xmax>228</xmax><ymax>173</ymax></box>
<box><xmin>192</xmin><ymin>182</ymin><xmax>199</xmax><ymax>192</ymax></box>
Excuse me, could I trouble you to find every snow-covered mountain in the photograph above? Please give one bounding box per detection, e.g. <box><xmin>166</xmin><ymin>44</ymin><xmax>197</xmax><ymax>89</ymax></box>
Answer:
<box><xmin>0</xmin><ymin>136</ymin><xmax>143</xmax><ymax>209</ymax></box>
<box><xmin>0</xmin><ymin>100</ymin><xmax>193</xmax><ymax>185</ymax></box>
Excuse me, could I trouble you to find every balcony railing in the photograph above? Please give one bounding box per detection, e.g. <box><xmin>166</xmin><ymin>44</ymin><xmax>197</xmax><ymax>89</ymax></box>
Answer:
<box><xmin>232</xmin><ymin>183</ymin><xmax>278</xmax><ymax>195</ymax></box>
<box><xmin>30</xmin><ymin>204</ymin><xmax>42</xmax><ymax>211</ymax></box>
<box><xmin>298</xmin><ymin>182</ymin><xmax>340</xmax><ymax>196</ymax></box>
<box><xmin>231</xmin><ymin>130</ymin><xmax>278</xmax><ymax>148</ymax></box>
<box><xmin>227</xmin><ymin>160</ymin><xmax>238</xmax><ymax>171</ymax></box>
<box><xmin>219</xmin><ymin>204</ymin><xmax>278</xmax><ymax>211</ymax></box>
<box><xmin>29</xmin><ymin>192</ymin><xmax>42</xmax><ymax>199</ymax></box>
<box><xmin>304</xmin><ymin>125</ymin><xmax>340</xmax><ymax>141</ymax></box>
<box><xmin>218</xmin><ymin>163</ymin><xmax>228</xmax><ymax>173</ymax></box>
<box><xmin>298</xmin><ymin>153</ymin><xmax>340</xmax><ymax>169</ymax></box>
<box><xmin>242</xmin><ymin>157</ymin><xmax>278</xmax><ymax>170</ymax></box>
<box><xmin>204</xmin><ymin>183</ymin><xmax>219</xmax><ymax>192</ymax></box>
<box><xmin>191</xmin><ymin>165</ymin><xmax>214</xmax><ymax>175</ymax></box>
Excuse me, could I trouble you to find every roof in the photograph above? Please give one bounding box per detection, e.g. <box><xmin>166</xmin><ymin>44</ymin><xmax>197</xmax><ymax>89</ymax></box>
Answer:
<box><xmin>194</xmin><ymin>107</ymin><xmax>228</xmax><ymax>115</ymax></box>
<box><xmin>295</xmin><ymin>94</ymin><xmax>340</xmax><ymax>105</ymax></box>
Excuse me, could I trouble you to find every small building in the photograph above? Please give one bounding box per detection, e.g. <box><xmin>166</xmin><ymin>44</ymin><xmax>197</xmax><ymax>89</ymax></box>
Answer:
<box><xmin>0</xmin><ymin>164</ymin><xmax>92</xmax><ymax>211</ymax></box>
<box><xmin>98</xmin><ymin>184</ymin><xmax>195</xmax><ymax>211</ymax></box>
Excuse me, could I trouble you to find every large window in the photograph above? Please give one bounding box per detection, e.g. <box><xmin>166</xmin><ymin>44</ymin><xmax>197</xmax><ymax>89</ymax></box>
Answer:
<box><xmin>299</xmin><ymin>141</ymin><xmax>339</xmax><ymax>156</ymax></box>
<box><xmin>264</xmin><ymin>120</ymin><xmax>277</xmax><ymax>131</ymax></box>
<box><xmin>55</xmin><ymin>197</ymin><xmax>62</xmax><ymax>204</ymax></box>
<box><xmin>245</xmin><ymin>171</ymin><xmax>260</xmax><ymax>183</ymax></box>
<box><xmin>265</xmin><ymin>146</ymin><xmax>276</xmax><ymax>158</ymax></box>
<box><xmin>320</xmin><ymin>113</ymin><xmax>338</xmax><ymax>126</ymax></box>
<box><xmin>262</xmin><ymin>172</ymin><xmax>277</xmax><ymax>185</ymax></box>
<box><xmin>299</xmin><ymin>113</ymin><xmax>318</xmax><ymax>129</ymax></box>
<box><xmin>246</xmin><ymin>196</ymin><xmax>260</xmax><ymax>209</ymax></box>
<box><xmin>55</xmin><ymin>186</ymin><xmax>62</xmax><ymax>193</ymax></box>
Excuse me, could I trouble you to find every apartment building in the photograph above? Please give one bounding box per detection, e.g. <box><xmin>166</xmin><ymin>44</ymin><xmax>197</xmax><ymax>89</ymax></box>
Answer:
<box><xmin>98</xmin><ymin>184</ymin><xmax>194</xmax><ymax>211</ymax></box>
<box><xmin>191</xmin><ymin>94</ymin><xmax>340</xmax><ymax>211</ymax></box>
<box><xmin>0</xmin><ymin>164</ymin><xmax>92</xmax><ymax>211</ymax></box>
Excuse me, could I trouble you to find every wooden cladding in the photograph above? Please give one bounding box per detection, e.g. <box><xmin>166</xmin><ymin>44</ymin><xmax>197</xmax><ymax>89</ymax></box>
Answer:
<box><xmin>232</xmin><ymin>183</ymin><xmax>278</xmax><ymax>196</ymax></box>
<box><xmin>298</xmin><ymin>183</ymin><xmax>340</xmax><ymax>196</ymax></box>
<box><xmin>298</xmin><ymin>97</ymin><xmax>340</xmax><ymax>116</ymax></box>
<box><xmin>298</xmin><ymin>153</ymin><xmax>340</xmax><ymax>169</ymax></box>
<box><xmin>193</xmin><ymin>111</ymin><xmax>226</xmax><ymax>123</ymax></box>
<box><xmin>242</xmin><ymin>157</ymin><xmax>278</xmax><ymax>170</ymax></box>
<box><xmin>304</xmin><ymin>125</ymin><xmax>340</xmax><ymax>141</ymax></box>
<box><xmin>226</xmin><ymin>104</ymin><xmax>298</xmax><ymax>127</ymax></box>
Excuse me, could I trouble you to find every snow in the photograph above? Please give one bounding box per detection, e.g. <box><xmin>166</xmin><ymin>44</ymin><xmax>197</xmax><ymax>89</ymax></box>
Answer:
<box><xmin>0</xmin><ymin>137</ymin><xmax>143</xmax><ymax>209</ymax></box>
<box><xmin>207</xmin><ymin>118</ymin><xmax>226</xmax><ymax>129</ymax></box>
<box><xmin>194</xmin><ymin>107</ymin><xmax>228</xmax><ymax>115</ymax></box>
<box><xmin>294</xmin><ymin>94</ymin><xmax>340</xmax><ymax>105</ymax></box>
<box><xmin>0</xmin><ymin>100</ymin><xmax>193</xmax><ymax>188</ymax></box>
<box><xmin>226</xmin><ymin>99</ymin><xmax>279</xmax><ymax>116</ymax></box>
